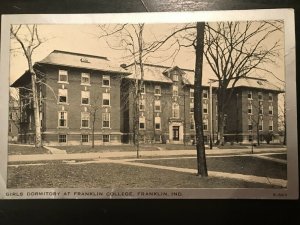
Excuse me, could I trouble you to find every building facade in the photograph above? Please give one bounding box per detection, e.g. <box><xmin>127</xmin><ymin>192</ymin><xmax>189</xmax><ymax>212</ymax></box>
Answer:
<box><xmin>11</xmin><ymin>50</ymin><xmax>129</xmax><ymax>146</ymax></box>
<box><xmin>11</xmin><ymin>50</ymin><xmax>283</xmax><ymax>146</ymax></box>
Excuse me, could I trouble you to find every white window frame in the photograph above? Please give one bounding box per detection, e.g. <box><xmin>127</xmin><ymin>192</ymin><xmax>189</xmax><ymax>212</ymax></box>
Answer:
<box><xmin>81</xmin><ymin>112</ymin><xmax>90</xmax><ymax>128</ymax></box>
<box><xmin>173</xmin><ymin>85</ymin><xmax>178</xmax><ymax>96</ymax></box>
<box><xmin>190</xmin><ymin>102</ymin><xmax>194</xmax><ymax>113</ymax></box>
<box><xmin>102</xmin><ymin>75</ymin><xmax>110</xmax><ymax>87</ymax></box>
<box><xmin>190</xmin><ymin>116</ymin><xmax>195</xmax><ymax>130</ymax></box>
<box><xmin>269</xmin><ymin>119</ymin><xmax>273</xmax><ymax>131</ymax></box>
<box><xmin>203</xmin><ymin>103</ymin><xmax>208</xmax><ymax>114</ymax></box>
<box><xmin>81</xmin><ymin>91</ymin><xmax>90</xmax><ymax>105</ymax></box>
<box><xmin>203</xmin><ymin>90</ymin><xmax>208</xmax><ymax>99</ymax></box>
<box><xmin>172</xmin><ymin>103</ymin><xmax>180</xmax><ymax>118</ymax></box>
<box><xmin>155</xmin><ymin>117</ymin><xmax>161</xmax><ymax>130</ymax></box>
<box><xmin>154</xmin><ymin>85</ymin><xmax>161</xmax><ymax>95</ymax></box>
<box><xmin>203</xmin><ymin>119</ymin><xmax>208</xmax><ymax>131</ymax></box>
<box><xmin>173</xmin><ymin>74</ymin><xmax>178</xmax><ymax>81</ymax></box>
<box><xmin>140</xmin><ymin>84</ymin><xmax>145</xmax><ymax>94</ymax></box>
<box><xmin>268</xmin><ymin>93</ymin><xmax>273</xmax><ymax>102</ymax></box>
<box><xmin>103</xmin><ymin>134</ymin><xmax>110</xmax><ymax>143</ymax></box>
<box><xmin>248</xmin><ymin>119</ymin><xmax>253</xmax><ymax>131</ymax></box>
<box><xmin>81</xmin><ymin>134</ymin><xmax>89</xmax><ymax>143</ymax></box>
<box><xmin>102</xmin><ymin>112</ymin><xmax>110</xmax><ymax>128</ymax></box>
<box><xmin>248</xmin><ymin>91</ymin><xmax>253</xmax><ymax>99</ymax></box>
<box><xmin>190</xmin><ymin>88</ymin><xmax>194</xmax><ymax>98</ymax></box>
<box><xmin>58</xmin><ymin>111</ymin><xmax>67</xmax><ymax>128</ymax></box>
<box><xmin>139</xmin><ymin>99</ymin><xmax>145</xmax><ymax>111</ymax></box>
<box><xmin>102</xmin><ymin>93</ymin><xmax>110</xmax><ymax>106</ymax></box>
<box><xmin>58</xmin><ymin>89</ymin><xmax>68</xmax><ymax>104</ymax></box>
<box><xmin>248</xmin><ymin>103</ymin><xmax>252</xmax><ymax>114</ymax></box>
<box><xmin>58</xmin><ymin>134</ymin><xmax>67</xmax><ymax>143</ymax></box>
<box><xmin>154</xmin><ymin>100</ymin><xmax>161</xmax><ymax>112</ymax></box>
<box><xmin>139</xmin><ymin>116</ymin><xmax>146</xmax><ymax>130</ymax></box>
<box><xmin>81</xmin><ymin>73</ymin><xmax>90</xmax><ymax>85</ymax></box>
<box><xmin>259</xmin><ymin>119</ymin><xmax>263</xmax><ymax>131</ymax></box>
<box><xmin>268</xmin><ymin>104</ymin><xmax>273</xmax><ymax>115</ymax></box>
<box><xmin>58</xmin><ymin>70</ymin><xmax>68</xmax><ymax>83</ymax></box>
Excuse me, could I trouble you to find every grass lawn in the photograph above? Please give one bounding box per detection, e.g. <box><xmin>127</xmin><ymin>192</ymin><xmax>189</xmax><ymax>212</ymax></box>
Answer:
<box><xmin>8</xmin><ymin>145</ymin><xmax>50</xmax><ymax>155</ymax></box>
<box><xmin>137</xmin><ymin>156</ymin><xmax>287</xmax><ymax>180</ymax></box>
<box><xmin>7</xmin><ymin>162</ymin><xmax>277</xmax><ymax>189</ymax></box>
<box><xmin>267</xmin><ymin>154</ymin><xmax>287</xmax><ymax>160</ymax></box>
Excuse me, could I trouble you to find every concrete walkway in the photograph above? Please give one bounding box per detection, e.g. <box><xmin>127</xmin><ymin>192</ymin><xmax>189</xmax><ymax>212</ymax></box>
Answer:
<box><xmin>8</xmin><ymin>147</ymin><xmax>286</xmax><ymax>162</ymax></box>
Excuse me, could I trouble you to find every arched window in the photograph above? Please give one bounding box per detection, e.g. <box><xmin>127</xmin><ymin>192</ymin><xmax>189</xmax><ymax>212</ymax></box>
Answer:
<box><xmin>172</xmin><ymin>103</ymin><xmax>180</xmax><ymax>118</ymax></box>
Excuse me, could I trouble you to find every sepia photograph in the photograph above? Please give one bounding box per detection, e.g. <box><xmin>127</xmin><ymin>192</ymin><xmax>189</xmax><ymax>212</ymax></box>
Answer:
<box><xmin>0</xmin><ymin>9</ymin><xmax>297</xmax><ymax>199</ymax></box>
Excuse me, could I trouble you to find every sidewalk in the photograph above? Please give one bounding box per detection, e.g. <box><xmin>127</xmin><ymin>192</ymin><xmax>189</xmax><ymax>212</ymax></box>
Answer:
<box><xmin>8</xmin><ymin>147</ymin><xmax>286</xmax><ymax>162</ymax></box>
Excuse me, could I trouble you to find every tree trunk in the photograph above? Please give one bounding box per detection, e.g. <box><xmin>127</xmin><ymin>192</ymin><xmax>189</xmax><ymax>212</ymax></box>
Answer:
<box><xmin>92</xmin><ymin>112</ymin><xmax>96</xmax><ymax>148</ymax></box>
<box><xmin>194</xmin><ymin>22</ymin><xmax>208</xmax><ymax>177</ymax></box>
<box><xmin>217</xmin><ymin>89</ymin><xmax>226</xmax><ymax>146</ymax></box>
<box><xmin>29</xmin><ymin>60</ymin><xmax>42</xmax><ymax>148</ymax></box>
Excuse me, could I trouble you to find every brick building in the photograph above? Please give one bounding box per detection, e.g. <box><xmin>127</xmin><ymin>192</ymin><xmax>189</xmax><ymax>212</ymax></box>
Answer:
<box><xmin>11</xmin><ymin>50</ymin><xmax>129</xmax><ymax>145</ymax></box>
<box><xmin>11</xmin><ymin>50</ymin><xmax>283</xmax><ymax>146</ymax></box>
<box><xmin>8</xmin><ymin>95</ymin><xmax>19</xmax><ymax>143</ymax></box>
<box><xmin>121</xmin><ymin>64</ymin><xmax>216</xmax><ymax>145</ymax></box>
<box><xmin>223</xmin><ymin>77</ymin><xmax>283</xmax><ymax>144</ymax></box>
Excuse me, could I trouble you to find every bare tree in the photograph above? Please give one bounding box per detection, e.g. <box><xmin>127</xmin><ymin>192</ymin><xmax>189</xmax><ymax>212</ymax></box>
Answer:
<box><xmin>204</xmin><ymin>21</ymin><xmax>283</xmax><ymax>145</ymax></box>
<box><xmin>10</xmin><ymin>25</ymin><xmax>43</xmax><ymax>147</ymax></box>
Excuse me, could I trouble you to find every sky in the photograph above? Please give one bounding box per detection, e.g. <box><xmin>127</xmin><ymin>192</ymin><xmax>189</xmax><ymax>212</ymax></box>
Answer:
<box><xmin>9</xmin><ymin>22</ymin><xmax>285</xmax><ymax>89</ymax></box>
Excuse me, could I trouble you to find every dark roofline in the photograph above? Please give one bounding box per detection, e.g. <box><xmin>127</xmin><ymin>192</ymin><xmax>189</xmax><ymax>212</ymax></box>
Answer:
<box><xmin>122</xmin><ymin>62</ymin><xmax>194</xmax><ymax>72</ymax></box>
<box><xmin>51</xmin><ymin>50</ymin><xmax>109</xmax><ymax>61</ymax></box>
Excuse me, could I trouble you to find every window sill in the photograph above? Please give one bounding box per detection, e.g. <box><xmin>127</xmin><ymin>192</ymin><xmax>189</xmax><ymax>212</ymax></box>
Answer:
<box><xmin>57</xmin><ymin>127</ymin><xmax>69</xmax><ymax>129</ymax></box>
<box><xmin>57</xmin><ymin>102</ymin><xmax>70</xmax><ymax>105</ymax></box>
<box><xmin>58</xmin><ymin>81</ymin><xmax>69</xmax><ymax>84</ymax></box>
<box><xmin>102</xmin><ymin>127</ymin><xmax>111</xmax><ymax>129</ymax></box>
<box><xmin>102</xmin><ymin>105</ymin><xmax>111</xmax><ymax>108</ymax></box>
<box><xmin>102</xmin><ymin>85</ymin><xmax>111</xmax><ymax>88</ymax></box>
<box><xmin>81</xmin><ymin>83</ymin><xmax>91</xmax><ymax>86</ymax></box>
<box><xmin>154</xmin><ymin>94</ymin><xmax>161</xmax><ymax>96</ymax></box>
<box><xmin>80</xmin><ymin>127</ymin><xmax>91</xmax><ymax>129</ymax></box>
<box><xmin>81</xmin><ymin>104</ymin><xmax>91</xmax><ymax>107</ymax></box>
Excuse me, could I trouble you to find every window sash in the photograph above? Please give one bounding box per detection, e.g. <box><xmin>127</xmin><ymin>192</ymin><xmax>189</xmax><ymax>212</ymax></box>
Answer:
<box><xmin>58</xmin><ymin>89</ymin><xmax>68</xmax><ymax>103</ymax></box>
<box><xmin>102</xmin><ymin>75</ymin><xmax>110</xmax><ymax>86</ymax></box>
<box><xmin>103</xmin><ymin>135</ymin><xmax>110</xmax><ymax>142</ymax></box>
<box><xmin>58</xmin><ymin>112</ymin><xmax>67</xmax><ymax>127</ymax></box>
<box><xmin>81</xmin><ymin>73</ymin><xmax>90</xmax><ymax>84</ymax></box>
<box><xmin>154</xmin><ymin>86</ymin><xmax>161</xmax><ymax>95</ymax></box>
<box><xmin>102</xmin><ymin>93</ymin><xmax>110</xmax><ymax>106</ymax></box>
<box><xmin>102</xmin><ymin>113</ymin><xmax>110</xmax><ymax>128</ymax></box>
<box><xmin>58</xmin><ymin>70</ymin><xmax>68</xmax><ymax>82</ymax></box>
<box><xmin>81</xmin><ymin>135</ymin><xmax>89</xmax><ymax>142</ymax></box>
<box><xmin>58</xmin><ymin>134</ymin><xmax>67</xmax><ymax>143</ymax></box>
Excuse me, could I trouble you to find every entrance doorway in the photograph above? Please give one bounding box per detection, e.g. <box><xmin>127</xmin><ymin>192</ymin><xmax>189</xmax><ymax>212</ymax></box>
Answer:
<box><xmin>172</xmin><ymin>126</ymin><xmax>180</xmax><ymax>141</ymax></box>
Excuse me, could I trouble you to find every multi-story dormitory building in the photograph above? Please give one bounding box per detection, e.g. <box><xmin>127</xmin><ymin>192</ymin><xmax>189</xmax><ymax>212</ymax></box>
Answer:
<box><xmin>11</xmin><ymin>50</ymin><xmax>283</xmax><ymax>146</ymax></box>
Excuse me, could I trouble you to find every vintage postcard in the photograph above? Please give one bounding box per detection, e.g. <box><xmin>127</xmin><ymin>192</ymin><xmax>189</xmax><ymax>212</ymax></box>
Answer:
<box><xmin>0</xmin><ymin>9</ymin><xmax>297</xmax><ymax>199</ymax></box>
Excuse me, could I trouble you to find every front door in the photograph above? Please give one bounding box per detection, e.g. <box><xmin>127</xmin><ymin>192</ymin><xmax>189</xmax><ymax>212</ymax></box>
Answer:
<box><xmin>172</xmin><ymin>126</ymin><xmax>180</xmax><ymax>141</ymax></box>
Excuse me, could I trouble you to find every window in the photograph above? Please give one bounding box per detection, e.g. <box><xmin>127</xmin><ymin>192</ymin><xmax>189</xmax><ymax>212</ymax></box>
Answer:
<box><xmin>190</xmin><ymin>116</ymin><xmax>195</xmax><ymax>130</ymax></box>
<box><xmin>8</xmin><ymin>123</ymin><xmax>12</xmax><ymax>133</ymax></box>
<box><xmin>81</xmin><ymin>112</ymin><xmax>90</xmax><ymax>128</ymax></box>
<box><xmin>139</xmin><ymin>116</ymin><xmax>145</xmax><ymax>130</ymax></box>
<box><xmin>269</xmin><ymin>120</ymin><xmax>273</xmax><ymax>131</ymax></box>
<box><xmin>81</xmin><ymin>134</ymin><xmax>89</xmax><ymax>143</ymax></box>
<box><xmin>203</xmin><ymin>90</ymin><xmax>208</xmax><ymax>99</ymax></box>
<box><xmin>139</xmin><ymin>99</ymin><xmax>145</xmax><ymax>111</ymax></box>
<box><xmin>248</xmin><ymin>103</ymin><xmax>252</xmax><ymax>114</ymax></box>
<box><xmin>203</xmin><ymin>103</ymin><xmax>208</xmax><ymax>114</ymax></box>
<box><xmin>103</xmin><ymin>134</ymin><xmax>110</xmax><ymax>142</ymax></box>
<box><xmin>155</xmin><ymin>117</ymin><xmax>161</xmax><ymax>130</ymax></box>
<box><xmin>58</xmin><ymin>89</ymin><xmax>68</xmax><ymax>103</ymax></box>
<box><xmin>81</xmin><ymin>73</ymin><xmax>90</xmax><ymax>85</ymax></box>
<box><xmin>190</xmin><ymin>102</ymin><xmax>194</xmax><ymax>113</ymax></box>
<box><xmin>102</xmin><ymin>112</ymin><xmax>110</xmax><ymax>128</ymax></box>
<box><xmin>154</xmin><ymin>100</ymin><xmax>161</xmax><ymax>112</ymax></box>
<box><xmin>259</xmin><ymin>105</ymin><xmax>263</xmax><ymax>115</ymax></box>
<box><xmin>203</xmin><ymin>119</ymin><xmax>208</xmax><ymax>131</ymax></box>
<box><xmin>259</xmin><ymin>118</ymin><xmax>263</xmax><ymax>131</ymax></box>
<box><xmin>140</xmin><ymin>84</ymin><xmax>145</xmax><ymax>94</ymax></box>
<box><xmin>172</xmin><ymin>103</ymin><xmax>180</xmax><ymax>118</ymax></box>
<box><xmin>102</xmin><ymin>75</ymin><xmax>110</xmax><ymax>87</ymax></box>
<box><xmin>81</xmin><ymin>91</ymin><xmax>90</xmax><ymax>105</ymax></box>
<box><xmin>268</xmin><ymin>93</ymin><xmax>273</xmax><ymax>101</ymax></box>
<box><xmin>190</xmin><ymin>88</ymin><xmax>194</xmax><ymax>98</ymax></box>
<box><xmin>154</xmin><ymin>86</ymin><xmax>161</xmax><ymax>95</ymax></box>
<box><xmin>58</xmin><ymin>70</ymin><xmax>68</xmax><ymax>83</ymax></box>
<box><xmin>58</xmin><ymin>111</ymin><xmax>67</xmax><ymax>127</ymax></box>
<box><xmin>102</xmin><ymin>93</ymin><xmax>110</xmax><ymax>106</ymax></box>
<box><xmin>9</xmin><ymin>112</ymin><xmax>12</xmax><ymax>120</ymax></box>
<box><xmin>173</xmin><ymin>74</ymin><xmax>178</xmax><ymax>81</ymax></box>
<box><xmin>248</xmin><ymin>91</ymin><xmax>252</xmax><ymax>99</ymax></box>
<box><xmin>58</xmin><ymin>134</ymin><xmax>67</xmax><ymax>143</ymax></box>
<box><xmin>248</xmin><ymin>119</ymin><xmax>253</xmax><ymax>131</ymax></box>
<box><xmin>268</xmin><ymin>105</ymin><xmax>273</xmax><ymax>115</ymax></box>
<box><xmin>173</xmin><ymin>85</ymin><xmax>178</xmax><ymax>96</ymax></box>
<box><xmin>258</xmin><ymin>92</ymin><xmax>263</xmax><ymax>100</ymax></box>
